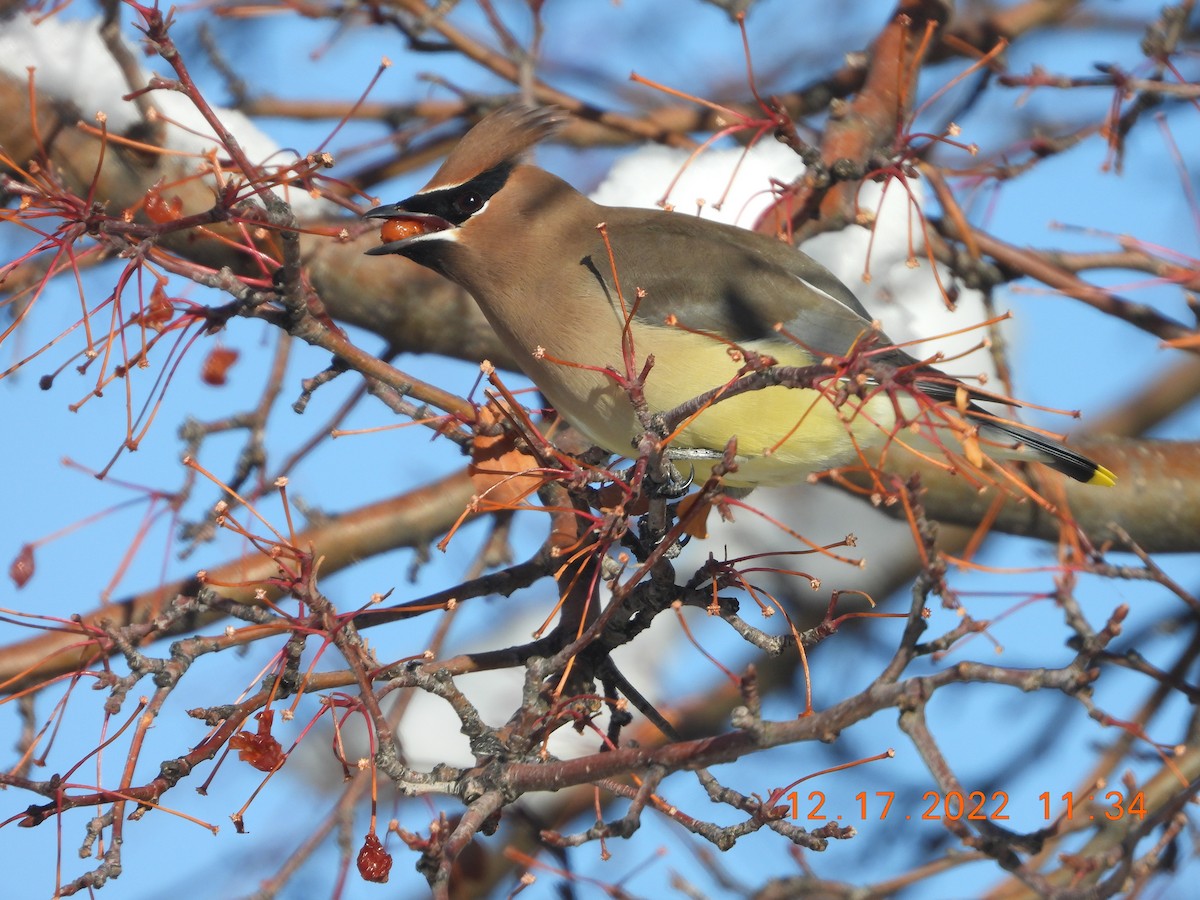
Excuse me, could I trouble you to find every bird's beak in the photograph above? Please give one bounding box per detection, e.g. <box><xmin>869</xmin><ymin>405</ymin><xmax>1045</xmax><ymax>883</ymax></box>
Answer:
<box><xmin>363</xmin><ymin>203</ymin><xmax>454</xmax><ymax>256</ymax></box>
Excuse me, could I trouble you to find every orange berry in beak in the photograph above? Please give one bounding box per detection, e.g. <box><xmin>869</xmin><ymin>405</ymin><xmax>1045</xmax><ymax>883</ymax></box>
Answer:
<box><xmin>380</xmin><ymin>217</ymin><xmax>428</xmax><ymax>244</ymax></box>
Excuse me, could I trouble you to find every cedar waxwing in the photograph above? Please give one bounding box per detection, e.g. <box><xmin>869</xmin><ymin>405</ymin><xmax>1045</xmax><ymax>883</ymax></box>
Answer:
<box><xmin>365</xmin><ymin>106</ymin><xmax>1115</xmax><ymax>490</ymax></box>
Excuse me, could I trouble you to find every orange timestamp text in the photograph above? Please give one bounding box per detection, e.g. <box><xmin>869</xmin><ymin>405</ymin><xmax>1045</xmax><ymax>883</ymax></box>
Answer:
<box><xmin>784</xmin><ymin>790</ymin><xmax>1147</xmax><ymax>822</ymax></box>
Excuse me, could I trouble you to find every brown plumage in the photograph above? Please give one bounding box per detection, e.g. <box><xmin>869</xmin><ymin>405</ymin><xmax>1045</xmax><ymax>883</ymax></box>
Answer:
<box><xmin>366</xmin><ymin>106</ymin><xmax>1114</xmax><ymax>488</ymax></box>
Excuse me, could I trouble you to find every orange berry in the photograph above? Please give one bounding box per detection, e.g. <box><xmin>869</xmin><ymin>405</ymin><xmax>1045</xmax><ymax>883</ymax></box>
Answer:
<box><xmin>380</xmin><ymin>217</ymin><xmax>428</xmax><ymax>243</ymax></box>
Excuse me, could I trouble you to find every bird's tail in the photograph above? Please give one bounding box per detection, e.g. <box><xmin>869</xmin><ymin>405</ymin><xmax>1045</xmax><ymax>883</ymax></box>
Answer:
<box><xmin>970</xmin><ymin>414</ymin><xmax>1116</xmax><ymax>487</ymax></box>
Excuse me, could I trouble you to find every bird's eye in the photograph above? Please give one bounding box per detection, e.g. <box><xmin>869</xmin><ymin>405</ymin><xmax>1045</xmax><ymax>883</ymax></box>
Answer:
<box><xmin>452</xmin><ymin>191</ymin><xmax>485</xmax><ymax>217</ymax></box>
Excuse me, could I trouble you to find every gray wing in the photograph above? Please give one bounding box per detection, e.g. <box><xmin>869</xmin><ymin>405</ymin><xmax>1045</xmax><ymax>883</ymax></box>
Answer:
<box><xmin>595</xmin><ymin>208</ymin><xmax>902</xmax><ymax>360</ymax></box>
<box><xmin>590</xmin><ymin>209</ymin><xmax>997</xmax><ymax>406</ymax></box>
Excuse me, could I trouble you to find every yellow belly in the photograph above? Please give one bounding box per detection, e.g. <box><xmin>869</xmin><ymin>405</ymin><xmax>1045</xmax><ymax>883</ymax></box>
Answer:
<box><xmin>525</xmin><ymin>321</ymin><xmax>902</xmax><ymax>488</ymax></box>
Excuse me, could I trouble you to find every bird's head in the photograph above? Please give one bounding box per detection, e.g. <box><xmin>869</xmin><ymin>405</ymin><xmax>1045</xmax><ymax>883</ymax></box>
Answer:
<box><xmin>364</xmin><ymin>105</ymin><xmax>567</xmax><ymax>276</ymax></box>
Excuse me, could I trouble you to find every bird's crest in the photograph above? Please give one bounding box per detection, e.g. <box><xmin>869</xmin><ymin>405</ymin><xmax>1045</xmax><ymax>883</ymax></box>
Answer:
<box><xmin>429</xmin><ymin>104</ymin><xmax>565</xmax><ymax>189</ymax></box>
